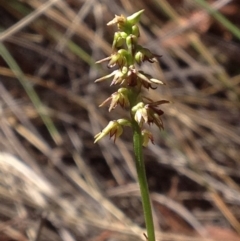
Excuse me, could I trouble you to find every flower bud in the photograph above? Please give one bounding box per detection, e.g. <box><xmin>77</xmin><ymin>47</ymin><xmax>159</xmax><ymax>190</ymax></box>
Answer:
<box><xmin>131</xmin><ymin>25</ymin><xmax>140</xmax><ymax>37</ymax></box>
<box><xmin>126</xmin><ymin>35</ymin><xmax>137</xmax><ymax>53</ymax></box>
<box><xmin>134</xmin><ymin>51</ymin><xmax>143</xmax><ymax>64</ymax></box>
<box><xmin>112</xmin><ymin>32</ymin><xmax>127</xmax><ymax>49</ymax></box>
<box><xmin>126</xmin><ymin>9</ymin><xmax>144</xmax><ymax>26</ymax></box>
<box><xmin>111</xmin><ymin>66</ymin><xmax>129</xmax><ymax>85</ymax></box>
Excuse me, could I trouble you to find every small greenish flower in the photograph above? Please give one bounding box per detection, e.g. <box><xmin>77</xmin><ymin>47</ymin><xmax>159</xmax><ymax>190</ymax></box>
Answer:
<box><xmin>145</xmin><ymin>100</ymin><xmax>169</xmax><ymax>129</ymax></box>
<box><xmin>94</xmin><ymin>119</ymin><xmax>130</xmax><ymax>143</ymax></box>
<box><xmin>132</xmin><ymin>102</ymin><xmax>148</xmax><ymax>126</ymax></box>
<box><xmin>111</xmin><ymin>66</ymin><xmax>129</xmax><ymax>85</ymax></box>
<box><xmin>108</xmin><ymin>49</ymin><xmax>132</xmax><ymax>68</ymax></box>
<box><xmin>99</xmin><ymin>88</ymin><xmax>130</xmax><ymax>111</ymax></box>
<box><xmin>142</xmin><ymin>129</ymin><xmax>154</xmax><ymax>147</ymax></box>
<box><xmin>96</xmin><ymin>49</ymin><xmax>130</xmax><ymax>68</ymax></box>
<box><xmin>132</xmin><ymin>100</ymin><xmax>169</xmax><ymax>129</ymax></box>
<box><xmin>135</xmin><ymin>45</ymin><xmax>161</xmax><ymax>64</ymax></box>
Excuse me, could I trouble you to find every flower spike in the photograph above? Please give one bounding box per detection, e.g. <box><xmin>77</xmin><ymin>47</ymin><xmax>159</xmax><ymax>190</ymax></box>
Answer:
<box><xmin>94</xmin><ymin>10</ymin><xmax>169</xmax><ymax>241</ymax></box>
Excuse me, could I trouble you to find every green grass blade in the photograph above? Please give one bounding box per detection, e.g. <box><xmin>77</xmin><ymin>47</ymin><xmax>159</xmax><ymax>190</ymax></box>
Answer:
<box><xmin>194</xmin><ymin>0</ymin><xmax>240</xmax><ymax>40</ymax></box>
<box><xmin>0</xmin><ymin>43</ymin><xmax>62</xmax><ymax>145</ymax></box>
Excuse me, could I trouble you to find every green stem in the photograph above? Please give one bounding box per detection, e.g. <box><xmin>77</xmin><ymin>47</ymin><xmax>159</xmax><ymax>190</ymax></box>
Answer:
<box><xmin>194</xmin><ymin>0</ymin><xmax>240</xmax><ymax>40</ymax></box>
<box><xmin>132</xmin><ymin>121</ymin><xmax>155</xmax><ymax>241</ymax></box>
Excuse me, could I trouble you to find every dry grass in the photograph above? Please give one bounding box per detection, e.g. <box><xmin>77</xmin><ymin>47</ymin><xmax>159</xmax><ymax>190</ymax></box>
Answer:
<box><xmin>0</xmin><ymin>0</ymin><xmax>240</xmax><ymax>241</ymax></box>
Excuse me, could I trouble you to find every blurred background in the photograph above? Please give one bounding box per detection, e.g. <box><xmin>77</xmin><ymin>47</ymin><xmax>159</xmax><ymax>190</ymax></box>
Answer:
<box><xmin>0</xmin><ymin>0</ymin><xmax>240</xmax><ymax>240</ymax></box>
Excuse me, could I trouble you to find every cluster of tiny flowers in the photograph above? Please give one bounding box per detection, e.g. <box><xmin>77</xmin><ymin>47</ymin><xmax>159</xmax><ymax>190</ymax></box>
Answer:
<box><xmin>94</xmin><ymin>10</ymin><xmax>169</xmax><ymax>146</ymax></box>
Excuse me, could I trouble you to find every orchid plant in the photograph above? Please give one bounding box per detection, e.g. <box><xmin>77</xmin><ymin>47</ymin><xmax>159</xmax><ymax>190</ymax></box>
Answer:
<box><xmin>94</xmin><ymin>10</ymin><xmax>169</xmax><ymax>241</ymax></box>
